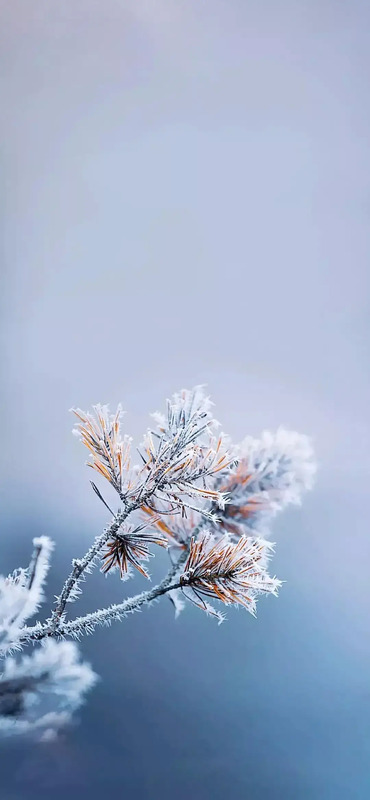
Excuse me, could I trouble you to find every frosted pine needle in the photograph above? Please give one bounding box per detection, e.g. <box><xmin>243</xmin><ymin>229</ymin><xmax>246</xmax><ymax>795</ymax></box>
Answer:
<box><xmin>138</xmin><ymin>386</ymin><xmax>233</xmax><ymax>513</ymax></box>
<box><xmin>215</xmin><ymin>428</ymin><xmax>316</xmax><ymax>537</ymax></box>
<box><xmin>101</xmin><ymin>522</ymin><xmax>168</xmax><ymax>580</ymax></box>
<box><xmin>180</xmin><ymin>533</ymin><xmax>281</xmax><ymax>616</ymax></box>
<box><xmin>152</xmin><ymin>385</ymin><xmax>215</xmax><ymax>439</ymax></box>
<box><xmin>71</xmin><ymin>404</ymin><xmax>133</xmax><ymax>497</ymax></box>
<box><xmin>141</xmin><ymin>505</ymin><xmax>201</xmax><ymax>548</ymax></box>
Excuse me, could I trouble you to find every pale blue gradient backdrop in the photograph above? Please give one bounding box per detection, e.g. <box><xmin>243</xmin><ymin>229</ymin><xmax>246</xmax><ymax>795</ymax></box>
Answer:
<box><xmin>0</xmin><ymin>2</ymin><xmax>369</xmax><ymax>798</ymax></box>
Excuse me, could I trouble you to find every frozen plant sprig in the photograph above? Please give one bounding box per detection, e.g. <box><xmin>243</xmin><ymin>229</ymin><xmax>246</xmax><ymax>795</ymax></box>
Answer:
<box><xmin>0</xmin><ymin>536</ymin><xmax>54</xmax><ymax>647</ymax></box>
<box><xmin>101</xmin><ymin>521</ymin><xmax>169</xmax><ymax>580</ymax></box>
<box><xmin>72</xmin><ymin>404</ymin><xmax>133</xmax><ymax>498</ymax></box>
<box><xmin>213</xmin><ymin>428</ymin><xmax>317</xmax><ymax>537</ymax></box>
<box><xmin>0</xmin><ymin>386</ymin><xmax>316</xmax><ymax>739</ymax></box>
<box><xmin>180</xmin><ymin>533</ymin><xmax>281</xmax><ymax>621</ymax></box>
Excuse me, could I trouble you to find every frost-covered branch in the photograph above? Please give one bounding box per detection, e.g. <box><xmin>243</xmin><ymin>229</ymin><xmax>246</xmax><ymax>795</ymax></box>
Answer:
<box><xmin>0</xmin><ymin>385</ymin><xmax>316</xmax><ymax>740</ymax></box>
<box><xmin>49</xmin><ymin>507</ymin><xmax>132</xmax><ymax>632</ymax></box>
<box><xmin>49</xmin><ymin>387</ymin><xmax>231</xmax><ymax>632</ymax></box>
<box><xmin>13</xmin><ymin>548</ymin><xmax>189</xmax><ymax>646</ymax></box>
<box><xmin>51</xmin><ymin>548</ymin><xmax>189</xmax><ymax>640</ymax></box>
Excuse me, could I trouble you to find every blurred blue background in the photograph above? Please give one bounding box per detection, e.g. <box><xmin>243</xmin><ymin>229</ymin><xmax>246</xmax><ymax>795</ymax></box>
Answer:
<box><xmin>0</xmin><ymin>2</ymin><xmax>369</xmax><ymax>797</ymax></box>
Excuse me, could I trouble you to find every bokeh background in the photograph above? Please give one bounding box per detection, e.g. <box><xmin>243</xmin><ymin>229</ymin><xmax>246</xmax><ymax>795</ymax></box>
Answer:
<box><xmin>1</xmin><ymin>2</ymin><xmax>370</xmax><ymax>798</ymax></box>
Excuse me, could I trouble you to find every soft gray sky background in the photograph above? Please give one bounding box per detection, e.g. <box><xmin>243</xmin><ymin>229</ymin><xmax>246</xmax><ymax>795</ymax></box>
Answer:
<box><xmin>0</xmin><ymin>1</ymin><xmax>369</xmax><ymax>798</ymax></box>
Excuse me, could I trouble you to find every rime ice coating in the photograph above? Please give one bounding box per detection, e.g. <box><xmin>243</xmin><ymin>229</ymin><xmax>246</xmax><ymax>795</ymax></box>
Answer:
<box><xmin>0</xmin><ymin>537</ymin><xmax>54</xmax><ymax>645</ymax></box>
<box><xmin>0</xmin><ymin>640</ymin><xmax>97</xmax><ymax>739</ymax></box>
<box><xmin>141</xmin><ymin>426</ymin><xmax>316</xmax><ymax>545</ymax></box>
<box><xmin>0</xmin><ymin>385</ymin><xmax>316</xmax><ymax>741</ymax></box>
<box><xmin>180</xmin><ymin>532</ymin><xmax>281</xmax><ymax>621</ymax></box>
<box><xmin>238</xmin><ymin>427</ymin><xmax>316</xmax><ymax>507</ymax></box>
<box><xmin>101</xmin><ymin>521</ymin><xmax>169</xmax><ymax>580</ymax></box>
<box><xmin>72</xmin><ymin>386</ymin><xmax>233</xmax><ymax>519</ymax></box>
<box><xmin>216</xmin><ymin>428</ymin><xmax>316</xmax><ymax>537</ymax></box>
<box><xmin>71</xmin><ymin>404</ymin><xmax>133</xmax><ymax>497</ymax></box>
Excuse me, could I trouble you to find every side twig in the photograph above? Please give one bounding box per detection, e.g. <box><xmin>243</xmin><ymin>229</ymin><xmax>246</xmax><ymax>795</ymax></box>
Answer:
<box><xmin>16</xmin><ymin>549</ymin><xmax>189</xmax><ymax>646</ymax></box>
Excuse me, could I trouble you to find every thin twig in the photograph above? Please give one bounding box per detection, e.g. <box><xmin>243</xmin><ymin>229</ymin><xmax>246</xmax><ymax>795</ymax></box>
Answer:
<box><xmin>50</xmin><ymin>458</ymin><xmax>209</xmax><ymax>632</ymax></box>
<box><xmin>49</xmin><ymin>506</ymin><xmax>131</xmax><ymax>632</ymax></box>
<box><xmin>13</xmin><ymin>549</ymin><xmax>189</xmax><ymax>647</ymax></box>
<box><xmin>26</xmin><ymin>544</ymin><xmax>43</xmax><ymax>592</ymax></box>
